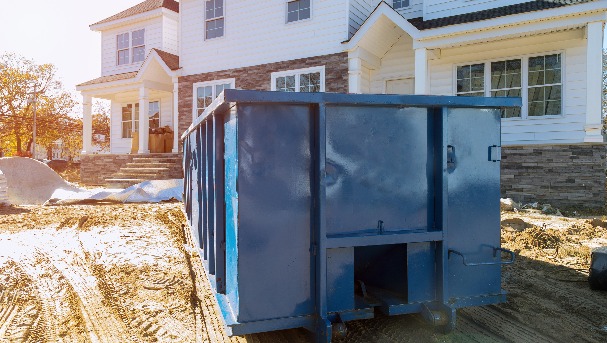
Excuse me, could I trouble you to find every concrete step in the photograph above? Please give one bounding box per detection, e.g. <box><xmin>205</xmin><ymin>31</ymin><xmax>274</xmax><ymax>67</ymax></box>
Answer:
<box><xmin>125</xmin><ymin>162</ymin><xmax>179</xmax><ymax>169</ymax></box>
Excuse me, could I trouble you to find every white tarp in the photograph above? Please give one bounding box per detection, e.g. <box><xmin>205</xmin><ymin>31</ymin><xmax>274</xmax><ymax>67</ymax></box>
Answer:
<box><xmin>0</xmin><ymin>157</ymin><xmax>182</xmax><ymax>205</ymax></box>
<box><xmin>0</xmin><ymin>170</ymin><xmax>8</xmax><ymax>205</ymax></box>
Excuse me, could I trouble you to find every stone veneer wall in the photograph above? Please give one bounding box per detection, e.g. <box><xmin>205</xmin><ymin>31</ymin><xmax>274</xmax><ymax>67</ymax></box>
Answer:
<box><xmin>80</xmin><ymin>153</ymin><xmax>182</xmax><ymax>186</ymax></box>
<box><xmin>501</xmin><ymin>144</ymin><xmax>606</xmax><ymax>209</ymax></box>
<box><xmin>178</xmin><ymin>52</ymin><xmax>349</xmax><ymax>139</ymax></box>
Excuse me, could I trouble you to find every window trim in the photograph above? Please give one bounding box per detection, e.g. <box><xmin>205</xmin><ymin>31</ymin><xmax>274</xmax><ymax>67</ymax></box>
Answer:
<box><xmin>452</xmin><ymin>50</ymin><xmax>565</xmax><ymax>120</ymax></box>
<box><xmin>205</xmin><ymin>0</ymin><xmax>226</xmax><ymax>40</ymax></box>
<box><xmin>271</xmin><ymin>66</ymin><xmax>326</xmax><ymax>92</ymax></box>
<box><xmin>116</xmin><ymin>28</ymin><xmax>146</xmax><ymax>66</ymax></box>
<box><xmin>285</xmin><ymin>0</ymin><xmax>312</xmax><ymax>24</ymax></box>
<box><xmin>148</xmin><ymin>100</ymin><xmax>161</xmax><ymax>130</ymax></box>
<box><xmin>192</xmin><ymin>78</ymin><xmax>236</xmax><ymax>120</ymax></box>
<box><xmin>121</xmin><ymin>103</ymin><xmax>140</xmax><ymax>139</ymax></box>
<box><xmin>392</xmin><ymin>0</ymin><xmax>410</xmax><ymax>10</ymax></box>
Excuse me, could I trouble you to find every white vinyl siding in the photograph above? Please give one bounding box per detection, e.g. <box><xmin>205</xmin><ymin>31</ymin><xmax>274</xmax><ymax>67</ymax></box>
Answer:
<box><xmin>427</xmin><ymin>29</ymin><xmax>586</xmax><ymax>146</ymax></box>
<box><xmin>162</xmin><ymin>16</ymin><xmax>180</xmax><ymax>55</ymax></box>
<box><xmin>271</xmin><ymin>66</ymin><xmax>325</xmax><ymax>92</ymax></box>
<box><xmin>423</xmin><ymin>0</ymin><xmax>528</xmax><ymax>21</ymax></box>
<box><xmin>180</xmin><ymin>0</ymin><xmax>348</xmax><ymax>76</ymax></box>
<box><xmin>369</xmin><ymin>35</ymin><xmax>415</xmax><ymax>94</ymax></box>
<box><xmin>348</xmin><ymin>0</ymin><xmax>380</xmax><ymax>38</ymax></box>
<box><xmin>392</xmin><ymin>0</ymin><xmax>409</xmax><ymax>9</ymax></box>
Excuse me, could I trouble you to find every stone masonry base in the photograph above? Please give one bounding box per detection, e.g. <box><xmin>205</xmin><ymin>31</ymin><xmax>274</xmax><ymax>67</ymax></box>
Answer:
<box><xmin>501</xmin><ymin>144</ymin><xmax>606</xmax><ymax>209</ymax></box>
<box><xmin>80</xmin><ymin>153</ymin><xmax>182</xmax><ymax>186</ymax></box>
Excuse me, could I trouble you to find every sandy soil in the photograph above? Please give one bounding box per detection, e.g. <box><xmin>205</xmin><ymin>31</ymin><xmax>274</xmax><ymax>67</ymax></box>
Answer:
<box><xmin>1</xmin><ymin>204</ymin><xmax>606</xmax><ymax>343</ymax></box>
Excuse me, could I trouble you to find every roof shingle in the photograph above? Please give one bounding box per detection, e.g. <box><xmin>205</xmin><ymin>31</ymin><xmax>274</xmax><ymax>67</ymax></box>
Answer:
<box><xmin>77</xmin><ymin>72</ymin><xmax>137</xmax><ymax>87</ymax></box>
<box><xmin>92</xmin><ymin>0</ymin><xmax>179</xmax><ymax>27</ymax></box>
<box><xmin>153</xmin><ymin>49</ymin><xmax>180</xmax><ymax>71</ymax></box>
<box><xmin>409</xmin><ymin>0</ymin><xmax>595</xmax><ymax>30</ymax></box>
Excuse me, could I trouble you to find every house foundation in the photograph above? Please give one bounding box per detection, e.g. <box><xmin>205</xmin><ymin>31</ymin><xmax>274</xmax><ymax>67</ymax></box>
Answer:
<box><xmin>501</xmin><ymin>144</ymin><xmax>607</xmax><ymax>209</ymax></box>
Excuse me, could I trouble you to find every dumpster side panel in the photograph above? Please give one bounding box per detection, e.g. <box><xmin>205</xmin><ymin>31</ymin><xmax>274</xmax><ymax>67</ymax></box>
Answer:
<box><xmin>446</xmin><ymin>108</ymin><xmax>502</xmax><ymax>299</ymax></box>
<box><xmin>324</xmin><ymin>106</ymin><xmax>432</xmax><ymax>236</ymax></box>
<box><xmin>214</xmin><ymin>114</ymin><xmax>227</xmax><ymax>293</ymax></box>
<box><xmin>224</xmin><ymin>110</ymin><xmax>240</xmax><ymax>312</ymax></box>
<box><xmin>206</xmin><ymin>120</ymin><xmax>216</xmax><ymax>274</ymax></box>
<box><xmin>236</xmin><ymin>104</ymin><xmax>314</xmax><ymax>322</ymax></box>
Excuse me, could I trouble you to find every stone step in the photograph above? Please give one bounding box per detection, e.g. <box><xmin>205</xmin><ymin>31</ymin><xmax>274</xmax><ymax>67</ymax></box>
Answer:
<box><xmin>125</xmin><ymin>162</ymin><xmax>180</xmax><ymax>169</ymax></box>
<box><xmin>120</xmin><ymin>167</ymin><xmax>171</xmax><ymax>173</ymax></box>
<box><xmin>105</xmin><ymin>178</ymin><xmax>147</xmax><ymax>188</ymax></box>
<box><xmin>112</xmin><ymin>172</ymin><xmax>168</xmax><ymax>179</ymax></box>
<box><xmin>132</xmin><ymin>157</ymin><xmax>182</xmax><ymax>164</ymax></box>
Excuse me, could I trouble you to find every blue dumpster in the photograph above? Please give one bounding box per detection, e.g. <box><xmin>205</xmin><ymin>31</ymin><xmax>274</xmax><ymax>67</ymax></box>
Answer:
<box><xmin>182</xmin><ymin>90</ymin><xmax>519</xmax><ymax>342</ymax></box>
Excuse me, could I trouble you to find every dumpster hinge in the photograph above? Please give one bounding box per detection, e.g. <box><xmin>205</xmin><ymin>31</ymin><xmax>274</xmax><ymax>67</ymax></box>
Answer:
<box><xmin>489</xmin><ymin>145</ymin><xmax>501</xmax><ymax>162</ymax></box>
<box><xmin>310</xmin><ymin>244</ymin><xmax>318</xmax><ymax>256</ymax></box>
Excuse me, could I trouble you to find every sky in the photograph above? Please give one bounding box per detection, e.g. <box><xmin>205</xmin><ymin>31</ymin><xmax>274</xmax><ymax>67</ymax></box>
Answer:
<box><xmin>0</xmin><ymin>0</ymin><xmax>143</xmax><ymax>112</ymax></box>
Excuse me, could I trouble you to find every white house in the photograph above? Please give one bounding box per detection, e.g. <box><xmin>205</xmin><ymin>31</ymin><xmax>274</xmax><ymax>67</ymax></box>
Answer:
<box><xmin>78</xmin><ymin>0</ymin><xmax>607</xmax><ymax>207</ymax></box>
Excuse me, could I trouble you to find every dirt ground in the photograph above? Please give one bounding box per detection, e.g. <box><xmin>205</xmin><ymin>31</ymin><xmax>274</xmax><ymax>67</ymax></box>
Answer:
<box><xmin>1</xmin><ymin>203</ymin><xmax>606</xmax><ymax>343</ymax></box>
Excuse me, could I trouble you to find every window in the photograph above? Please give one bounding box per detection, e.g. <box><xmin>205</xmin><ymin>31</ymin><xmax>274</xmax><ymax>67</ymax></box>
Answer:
<box><xmin>132</xmin><ymin>29</ymin><xmax>146</xmax><ymax>63</ymax></box>
<box><xmin>491</xmin><ymin>59</ymin><xmax>522</xmax><ymax>118</ymax></box>
<box><xmin>393</xmin><ymin>0</ymin><xmax>410</xmax><ymax>9</ymax></box>
<box><xmin>456</xmin><ymin>63</ymin><xmax>484</xmax><ymax>97</ymax></box>
<box><xmin>528</xmin><ymin>54</ymin><xmax>561</xmax><ymax>117</ymax></box>
<box><xmin>149</xmin><ymin>101</ymin><xmax>160</xmax><ymax>129</ymax></box>
<box><xmin>122</xmin><ymin>104</ymin><xmax>139</xmax><ymax>138</ymax></box>
<box><xmin>271</xmin><ymin>66</ymin><xmax>325</xmax><ymax>92</ymax></box>
<box><xmin>287</xmin><ymin>0</ymin><xmax>311</xmax><ymax>23</ymax></box>
<box><xmin>206</xmin><ymin>0</ymin><xmax>225</xmax><ymax>39</ymax></box>
<box><xmin>116</xmin><ymin>29</ymin><xmax>145</xmax><ymax>65</ymax></box>
<box><xmin>193</xmin><ymin>79</ymin><xmax>235</xmax><ymax>117</ymax></box>
<box><xmin>117</xmin><ymin>33</ymin><xmax>130</xmax><ymax>65</ymax></box>
<box><xmin>455</xmin><ymin>53</ymin><xmax>562</xmax><ymax>119</ymax></box>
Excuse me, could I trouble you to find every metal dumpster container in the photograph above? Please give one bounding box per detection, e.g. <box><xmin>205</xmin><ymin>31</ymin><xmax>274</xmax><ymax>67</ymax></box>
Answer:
<box><xmin>182</xmin><ymin>89</ymin><xmax>519</xmax><ymax>342</ymax></box>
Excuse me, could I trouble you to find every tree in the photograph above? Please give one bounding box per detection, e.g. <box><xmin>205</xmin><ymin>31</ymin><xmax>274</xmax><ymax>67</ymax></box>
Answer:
<box><xmin>0</xmin><ymin>53</ymin><xmax>76</xmax><ymax>157</ymax></box>
<box><xmin>92</xmin><ymin>100</ymin><xmax>111</xmax><ymax>152</ymax></box>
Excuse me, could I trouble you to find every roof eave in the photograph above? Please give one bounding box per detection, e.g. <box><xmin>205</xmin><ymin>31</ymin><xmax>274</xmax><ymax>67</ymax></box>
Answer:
<box><xmin>90</xmin><ymin>7</ymin><xmax>174</xmax><ymax>32</ymax></box>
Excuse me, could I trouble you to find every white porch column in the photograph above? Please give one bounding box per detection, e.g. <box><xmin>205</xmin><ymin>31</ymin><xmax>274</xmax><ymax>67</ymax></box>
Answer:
<box><xmin>414</xmin><ymin>48</ymin><xmax>429</xmax><ymax>95</ymax></box>
<box><xmin>82</xmin><ymin>94</ymin><xmax>93</xmax><ymax>154</ymax></box>
<box><xmin>584</xmin><ymin>21</ymin><xmax>604</xmax><ymax>143</ymax></box>
<box><xmin>348</xmin><ymin>55</ymin><xmax>363</xmax><ymax>94</ymax></box>
<box><xmin>172</xmin><ymin>77</ymin><xmax>179</xmax><ymax>153</ymax></box>
<box><xmin>138</xmin><ymin>87</ymin><xmax>150</xmax><ymax>154</ymax></box>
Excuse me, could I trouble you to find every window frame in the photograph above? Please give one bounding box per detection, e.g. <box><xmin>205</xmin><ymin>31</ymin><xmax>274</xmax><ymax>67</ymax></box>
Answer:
<box><xmin>121</xmin><ymin>103</ymin><xmax>140</xmax><ymax>139</ymax></box>
<box><xmin>271</xmin><ymin>66</ymin><xmax>326</xmax><ymax>92</ymax></box>
<box><xmin>116</xmin><ymin>29</ymin><xmax>146</xmax><ymax>66</ymax></box>
<box><xmin>205</xmin><ymin>0</ymin><xmax>226</xmax><ymax>40</ymax></box>
<box><xmin>286</xmin><ymin>0</ymin><xmax>312</xmax><ymax>24</ymax></box>
<box><xmin>148</xmin><ymin>100</ymin><xmax>161</xmax><ymax>130</ymax></box>
<box><xmin>192</xmin><ymin>78</ymin><xmax>236</xmax><ymax>120</ymax></box>
<box><xmin>452</xmin><ymin>51</ymin><xmax>564</xmax><ymax>120</ymax></box>
<box><xmin>392</xmin><ymin>0</ymin><xmax>410</xmax><ymax>10</ymax></box>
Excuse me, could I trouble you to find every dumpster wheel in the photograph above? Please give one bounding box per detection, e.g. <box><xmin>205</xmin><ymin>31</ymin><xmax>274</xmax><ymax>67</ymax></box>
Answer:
<box><xmin>332</xmin><ymin>322</ymin><xmax>347</xmax><ymax>340</ymax></box>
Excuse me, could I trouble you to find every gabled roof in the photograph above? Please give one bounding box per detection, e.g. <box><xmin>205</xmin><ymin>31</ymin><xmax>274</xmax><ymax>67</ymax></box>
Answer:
<box><xmin>92</xmin><ymin>0</ymin><xmax>179</xmax><ymax>27</ymax></box>
<box><xmin>152</xmin><ymin>49</ymin><xmax>180</xmax><ymax>71</ymax></box>
<box><xmin>77</xmin><ymin>72</ymin><xmax>137</xmax><ymax>87</ymax></box>
<box><xmin>76</xmin><ymin>49</ymin><xmax>179</xmax><ymax>88</ymax></box>
<box><xmin>409</xmin><ymin>0</ymin><xmax>595</xmax><ymax>30</ymax></box>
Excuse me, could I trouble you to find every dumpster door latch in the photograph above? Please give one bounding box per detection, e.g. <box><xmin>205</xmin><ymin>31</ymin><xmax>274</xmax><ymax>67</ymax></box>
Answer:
<box><xmin>489</xmin><ymin>145</ymin><xmax>501</xmax><ymax>162</ymax></box>
<box><xmin>447</xmin><ymin>145</ymin><xmax>456</xmax><ymax>169</ymax></box>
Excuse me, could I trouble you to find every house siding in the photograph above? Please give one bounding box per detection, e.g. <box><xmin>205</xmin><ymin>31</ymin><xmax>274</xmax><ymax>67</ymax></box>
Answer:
<box><xmin>162</xmin><ymin>15</ymin><xmax>180</xmax><ymax>56</ymax></box>
<box><xmin>428</xmin><ymin>29</ymin><xmax>587</xmax><ymax>146</ymax></box>
<box><xmin>501</xmin><ymin>144</ymin><xmax>606</xmax><ymax>209</ymax></box>
<box><xmin>369</xmin><ymin>35</ymin><xmax>415</xmax><ymax>93</ymax></box>
<box><xmin>394</xmin><ymin>0</ymin><xmax>424</xmax><ymax>19</ymax></box>
<box><xmin>423</xmin><ymin>0</ymin><xmax>529</xmax><ymax>21</ymax></box>
<box><xmin>180</xmin><ymin>0</ymin><xmax>348</xmax><ymax>76</ymax></box>
<box><xmin>349</xmin><ymin>0</ymin><xmax>381</xmax><ymax>38</ymax></box>
<box><xmin>101</xmin><ymin>17</ymin><xmax>164</xmax><ymax>76</ymax></box>
<box><xmin>178</xmin><ymin>52</ymin><xmax>349</xmax><ymax>137</ymax></box>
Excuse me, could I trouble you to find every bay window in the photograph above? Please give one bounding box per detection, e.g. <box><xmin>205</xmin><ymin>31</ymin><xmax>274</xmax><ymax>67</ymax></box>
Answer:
<box><xmin>455</xmin><ymin>53</ymin><xmax>562</xmax><ymax>119</ymax></box>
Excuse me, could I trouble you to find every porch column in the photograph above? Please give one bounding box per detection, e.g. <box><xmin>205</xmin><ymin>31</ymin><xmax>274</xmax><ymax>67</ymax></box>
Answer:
<box><xmin>414</xmin><ymin>48</ymin><xmax>428</xmax><ymax>95</ymax></box>
<box><xmin>82</xmin><ymin>94</ymin><xmax>93</xmax><ymax>154</ymax></box>
<box><xmin>172</xmin><ymin>77</ymin><xmax>179</xmax><ymax>153</ymax></box>
<box><xmin>584</xmin><ymin>21</ymin><xmax>604</xmax><ymax>143</ymax></box>
<box><xmin>138</xmin><ymin>87</ymin><xmax>150</xmax><ymax>154</ymax></box>
<box><xmin>348</xmin><ymin>55</ymin><xmax>363</xmax><ymax>94</ymax></box>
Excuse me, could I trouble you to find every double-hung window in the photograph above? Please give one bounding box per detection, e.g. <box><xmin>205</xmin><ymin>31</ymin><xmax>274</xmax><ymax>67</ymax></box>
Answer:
<box><xmin>287</xmin><ymin>0</ymin><xmax>311</xmax><ymax>23</ymax></box>
<box><xmin>455</xmin><ymin>53</ymin><xmax>562</xmax><ymax>119</ymax></box>
<box><xmin>206</xmin><ymin>0</ymin><xmax>225</xmax><ymax>39</ymax></box>
<box><xmin>393</xmin><ymin>0</ymin><xmax>410</xmax><ymax>9</ymax></box>
<box><xmin>193</xmin><ymin>79</ymin><xmax>235</xmax><ymax>118</ymax></box>
<box><xmin>149</xmin><ymin>101</ymin><xmax>160</xmax><ymax>129</ymax></box>
<box><xmin>121</xmin><ymin>103</ymin><xmax>140</xmax><ymax>138</ymax></box>
<box><xmin>271</xmin><ymin>66</ymin><xmax>325</xmax><ymax>92</ymax></box>
<box><xmin>116</xmin><ymin>29</ymin><xmax>145</xmax><ymax>65</ymax></box>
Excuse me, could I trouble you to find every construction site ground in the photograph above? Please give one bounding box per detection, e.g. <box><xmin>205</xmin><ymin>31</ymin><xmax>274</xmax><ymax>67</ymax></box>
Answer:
<box><xmin>1</xmin><ymin>202</ymin><xmax>606</xmax><ymax>343</ymax></box>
